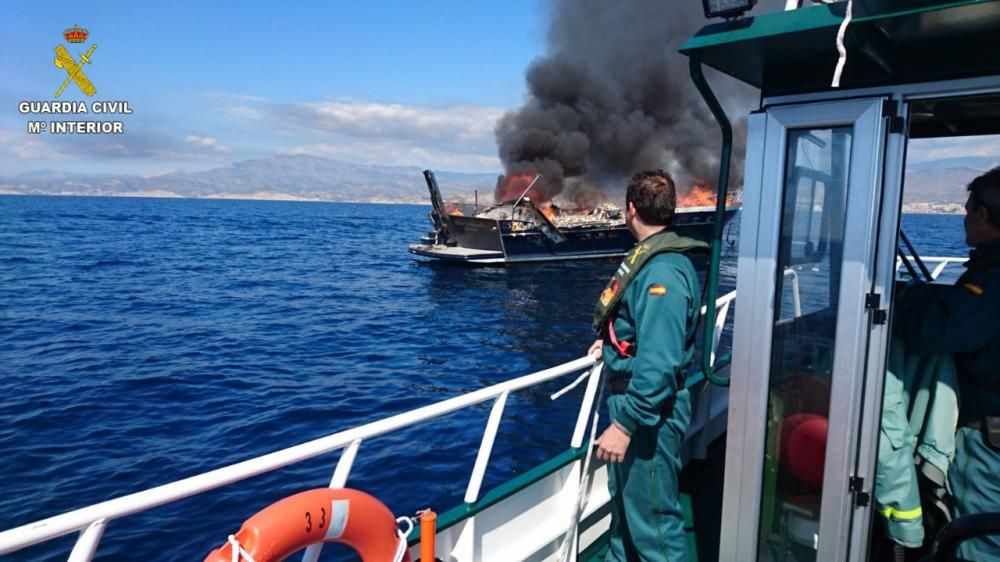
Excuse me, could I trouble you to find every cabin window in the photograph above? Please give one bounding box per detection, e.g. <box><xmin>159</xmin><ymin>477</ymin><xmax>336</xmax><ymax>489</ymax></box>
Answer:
<box><xmin>757</xmin><ymin>127</ymin><xmax>853</xmax><ymax>559</ymax></box>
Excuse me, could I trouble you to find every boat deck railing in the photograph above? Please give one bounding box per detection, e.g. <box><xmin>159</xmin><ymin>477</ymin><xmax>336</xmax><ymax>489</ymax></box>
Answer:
<box><xmin>897</xmin><ymin>255</ymin><xmax>966</xmax><ymax>281</ymax></box>
<box><xmin>0</xmin><ymin>288</ymin><xmax>740</xmax><ymax>562</ymax></box>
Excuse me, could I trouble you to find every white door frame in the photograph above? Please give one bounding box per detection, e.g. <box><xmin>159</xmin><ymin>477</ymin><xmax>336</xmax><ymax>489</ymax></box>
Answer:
<box><xmin>721</xmin><ymin>97</ymin><xmax>893</xmax><ymax>562</ymax></box>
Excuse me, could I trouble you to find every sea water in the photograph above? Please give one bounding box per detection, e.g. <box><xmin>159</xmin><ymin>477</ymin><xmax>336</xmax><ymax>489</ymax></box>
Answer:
<box><xmin>0</xmin><ymin>196</ymin><xmax>964</xmax><ymax>560</ymax></box>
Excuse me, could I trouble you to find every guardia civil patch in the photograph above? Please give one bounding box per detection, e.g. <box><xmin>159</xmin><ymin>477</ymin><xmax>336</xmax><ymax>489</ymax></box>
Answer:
<box><xmin>648</xmin><ymin>284</ymin><xmax>667</xmax><ymax>296</ymax></box>
<box><xmin>963</xmin><ymin>283</ymin><xmax>985</xmax><ymax>296</ymax></box>
<box><xmin>600</xmin><ymin>279</ymin><xmax>620</xmax><ymax>306</ymax></box>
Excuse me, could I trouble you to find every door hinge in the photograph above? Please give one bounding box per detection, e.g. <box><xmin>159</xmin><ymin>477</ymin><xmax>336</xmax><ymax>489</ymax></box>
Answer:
<box><xmin>850</xmin><ymin>476</ymin><xmax>871</xmax><ymax>507</ymax></box>
<box><xmin>866</xmin><ymin>293</ymin><xmax>888</xmax><ymax>324</ymax></box>
<box><xmin>882</xmin><ymin>100</ymin><xmax>905</xmax><ymax>134</ymax></box>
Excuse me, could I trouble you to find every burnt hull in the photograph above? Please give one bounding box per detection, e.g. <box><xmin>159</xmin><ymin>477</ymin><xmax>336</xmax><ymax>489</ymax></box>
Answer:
<box><xmin>409</xmin><ymin>207</ymin><xmax>738</xmax><ymax>265</ymax></box>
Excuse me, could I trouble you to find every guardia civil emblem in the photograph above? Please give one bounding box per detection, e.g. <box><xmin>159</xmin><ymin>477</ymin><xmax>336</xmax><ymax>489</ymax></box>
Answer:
<box><xmin>54</xmin><ymin>25</ymin><xmax>97</xmax><ymax>97</ymax></box>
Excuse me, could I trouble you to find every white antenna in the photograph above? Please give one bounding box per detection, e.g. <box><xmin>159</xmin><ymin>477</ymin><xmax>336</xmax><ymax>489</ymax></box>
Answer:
<box><xmin>512</xmin><ymin>174</ymin><xmax>541</xmax><ymax>208</ymax></box>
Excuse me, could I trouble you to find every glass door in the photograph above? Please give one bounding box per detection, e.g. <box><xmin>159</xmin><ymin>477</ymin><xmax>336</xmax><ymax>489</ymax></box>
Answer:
<box><xmin>721</xmin><ymin>97</ymin><xmax>891</xmax><ymax>562</ymax></box>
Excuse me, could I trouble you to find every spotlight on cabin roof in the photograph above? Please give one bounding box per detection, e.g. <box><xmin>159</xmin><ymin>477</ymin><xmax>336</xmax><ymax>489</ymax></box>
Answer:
<box><xmin>702</xmin><ymin>0</ymin><xmax>757</xmax><ymax>19</ymax></box>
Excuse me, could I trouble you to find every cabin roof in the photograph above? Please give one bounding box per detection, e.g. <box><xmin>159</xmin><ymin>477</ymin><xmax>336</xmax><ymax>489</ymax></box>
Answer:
<box><xmin>681</xmin><ymin>0</ymin><xmax>1000</xmax><ymax>98</ymax></box>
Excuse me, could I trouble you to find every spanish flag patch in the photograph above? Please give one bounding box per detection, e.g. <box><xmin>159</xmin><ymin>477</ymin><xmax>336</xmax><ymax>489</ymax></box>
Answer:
<box><xmin>648</xmin><ymin>284</ymin><xmax>667</xmax><ymax>296</ymax></box>
<box><xmin>964</xmin><ymin>283</ymin><xmax>985</xmax><ymax>296</ymax></box>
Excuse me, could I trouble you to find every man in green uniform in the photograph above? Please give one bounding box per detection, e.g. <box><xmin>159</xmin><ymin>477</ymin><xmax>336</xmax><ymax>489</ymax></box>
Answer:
<box><xmin>588</xmin><ymin>170</ymin><xmax>707</xmax><ymax>562</ymax></box>
<box><xmin>895</xmin><ymin>167</ymin><xmax>1000</xmax><ymax>559</ymax></box>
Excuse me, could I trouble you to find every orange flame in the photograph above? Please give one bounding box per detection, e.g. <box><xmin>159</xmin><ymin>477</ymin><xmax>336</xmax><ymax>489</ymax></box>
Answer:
<box><xmin>677</xmin><ymin>180</ymin><xmax>718</xmax><ymax>208</ymax></box>
<box><xmin>496</xmin><ymin>173</ymin><xmax>549</xmax><ymax>206</ymax></box>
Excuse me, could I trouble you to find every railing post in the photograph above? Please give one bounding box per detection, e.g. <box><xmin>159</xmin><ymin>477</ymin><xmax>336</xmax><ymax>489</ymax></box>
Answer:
<box><xmin>783</xmin><ymin>268</ymin><xmax>802</xmax><ymax>319</ymax></box>
<box><xmin>711</xmin><ymin>298</ymin><xmax>734</xmax><ymax>367</ymax></box>
<box><xmin>464</xmin><ymin>392</ymin><xmax>509</xmax><ymax>504</ymax></box>
<box><xmin>897</xmin><ymin>256</ymin><xmax>961</xmax><ymax>282</ymax></box>
<box><xmin>931</xmin><ymin>261</ymin><xmax>950</xmax><ymax>280</ymax></box>
<box><xmin>67</xmin><ymin>519</ymin><xmax>106</xmax><ymax>562</ymax></box>
<box><xmin>570</xmin><ymin>364</ymin><xmax>604</xmax><ymax>448</ymax></box>
<box><xmin>328</xmin><ymin>439</ymin><xmax>363</xmax><ymax>488</ymax></box>
<box><xmin>301</xmin><ymin>439</ymin><xmax>364</xmax><ymax>562</ymax></box>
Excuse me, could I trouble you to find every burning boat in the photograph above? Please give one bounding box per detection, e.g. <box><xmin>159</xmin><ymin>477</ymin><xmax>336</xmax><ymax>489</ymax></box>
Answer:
<box><xmin>409</xmin><ymin>170</ymin><xmax>739</xmax><ymax>264</ymax></box>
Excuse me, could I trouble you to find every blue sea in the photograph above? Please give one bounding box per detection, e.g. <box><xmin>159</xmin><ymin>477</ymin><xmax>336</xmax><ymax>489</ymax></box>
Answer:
<box><xmin>0</xmin><ymin>196</ymin><xmax>965</xmax><ymax>561</ymax></box>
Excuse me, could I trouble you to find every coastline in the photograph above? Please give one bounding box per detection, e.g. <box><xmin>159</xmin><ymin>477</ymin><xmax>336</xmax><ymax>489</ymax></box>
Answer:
<box><xmin>0</xmin><ymin>191</ymin><xmax>433</xmax><ymax>205</ymax></box>
<box><xmin>901</xmin><ymin>202</ymin><xmax>965</xmax><ymax>215</ymax></box>
<box><xmin>0</xmin><ymin>191</ymin><xmax>965</xmax><ymax>214</ymax></box>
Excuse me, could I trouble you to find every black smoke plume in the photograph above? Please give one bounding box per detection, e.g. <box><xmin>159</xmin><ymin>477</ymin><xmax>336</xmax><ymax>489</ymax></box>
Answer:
<box><xmin>495</xmin><ymin>0</ymin><xmax>755</xmax><ymax>205</ymax></box>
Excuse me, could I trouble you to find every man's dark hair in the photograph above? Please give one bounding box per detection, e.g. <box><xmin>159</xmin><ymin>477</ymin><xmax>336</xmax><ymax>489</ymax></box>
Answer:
<box><xmin>967</xmin><ymin>166</ymin><xmax>1000</xmax><ymax>228</ymax></box>
<box><xmin>626</xmin><ymin>170</ymin><xmax>677</xmax><ymax>226</ymax></box>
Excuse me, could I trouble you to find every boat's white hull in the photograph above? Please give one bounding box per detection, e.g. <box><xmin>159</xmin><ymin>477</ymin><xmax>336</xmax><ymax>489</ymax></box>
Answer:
<box><xmin>407</xmin><ymin>364</ymin><xmax>731</xmax><ymax>561</ymax></box>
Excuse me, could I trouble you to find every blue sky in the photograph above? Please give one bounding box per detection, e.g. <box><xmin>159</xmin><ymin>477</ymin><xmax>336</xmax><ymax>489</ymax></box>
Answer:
<box><xmin>0</xmin><ymin>0</ymin><xmax>547</xmax><ymax>175</ymax></box>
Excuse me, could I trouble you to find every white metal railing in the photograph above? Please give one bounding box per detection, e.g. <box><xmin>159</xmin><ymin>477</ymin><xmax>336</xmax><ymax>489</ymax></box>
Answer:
<box><xmin>0</xmin><ymin>289</ymin><xmax>740</xmax><ymax>561</ymax></box>
<box><xmin>773</xmin><ymin>256</ymin><xmax>964</xmax><ymax>329</ymax></box>
<box><xmin>896</xmin><ymin>255</ymin><xmax>966</xmax><ymax>281</ymax></box>
<box><xmin>775</xmin><ymin>267</ymin><xmax>804</xmax><ymax>327</ymax></box>
<box><xmin>702</xmin><ymin>289</ymin><xmax>739</xmax><ymax>366</ymax></box>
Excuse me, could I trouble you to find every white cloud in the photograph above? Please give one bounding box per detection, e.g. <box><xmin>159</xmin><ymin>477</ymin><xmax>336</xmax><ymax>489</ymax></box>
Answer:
<box><xmin>909</xmin><ymin>135</ymin><xmax>1000</xmax><ymax>163</ymax></box>
<box><xmin>208</xmin><ymin>96</ymin><xmax>505</xmax><ymax>153</ymax></box>
<box><xmin>292</xmin><ymin>101</ymin><xmax>503</xmax><ymax>147</ymax></box>
<box><xmin>0</xmin><ymin>128</ymin><xmax>66</xmax><ymax>160</ymax></box>
<box><xmin>285</xmin><ymin>141</ymin><xmax>500</xmax><ymax>173</ymax></box>
<box><xmin>184</xmin><ymin>134</ymin><xmax>231</xmax><ymax>154</ymax></box>
<box><xmin>197</xmin><ymin>93</ymin><xmax>510</xmax><ymax>169</ymax></box>
<box><xmin>215</xmin><ymin>97</ymin><xmax>508</xmax><ymax>171</ymax></box>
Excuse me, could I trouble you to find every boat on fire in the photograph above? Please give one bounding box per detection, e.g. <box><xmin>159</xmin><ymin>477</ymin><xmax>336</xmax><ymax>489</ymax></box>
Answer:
<box><xmin>409</xmin><ymin>170</ymin><xmax>739</xmax><ymax>264</ymax></box>
<box><xmin>3</xmin><ymin>2</ymin><xmax>1000</xmax><ymax>562</ymax></box>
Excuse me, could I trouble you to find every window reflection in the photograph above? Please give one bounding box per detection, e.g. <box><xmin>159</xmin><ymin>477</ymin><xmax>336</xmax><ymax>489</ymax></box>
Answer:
<box><xmin>757</xmin><ymin>127</ymin><xmax>853</xmax><ymax>561</ymax></box>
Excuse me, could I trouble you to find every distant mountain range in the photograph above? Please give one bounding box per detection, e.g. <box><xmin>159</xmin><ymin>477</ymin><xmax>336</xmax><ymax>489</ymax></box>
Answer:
<box><xmin>0</xmin><ymin>155</ymin><xmax>498</xmax><ymax>204</ymax></box>
<box><xmin>902</xmin><ymin>164</ymin><xmax>994</xmax><ymax>207</ymax></box>
<box><xmin>2</xmin><ymin>153</ymin><xmax>996</xmax><ymax>211</ymax></box>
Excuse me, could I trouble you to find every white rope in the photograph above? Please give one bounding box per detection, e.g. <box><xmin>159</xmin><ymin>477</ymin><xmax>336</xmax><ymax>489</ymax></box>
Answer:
<box><xmin>831</xmin><ymin>0</ymin><xmax>854</xmax><ymax>87</ymax></box>
<box><xmin>549</xmin><ymin>369</ymin><xmax>591</xmax><ymax>401</ymax></box>
<box><xmin>393</xmin><ymin>516</ymin><xmax>415</xmax><ymax>562</ymax></box>
<box><xmin>226</xmin><ymin>535</ymin><xmax>257</xmax><ymax>562</ymax></box>
<box><xmin>558</xmin><ymin>368</ymin><xmax>607</xmax><ymax>562</ymax></box>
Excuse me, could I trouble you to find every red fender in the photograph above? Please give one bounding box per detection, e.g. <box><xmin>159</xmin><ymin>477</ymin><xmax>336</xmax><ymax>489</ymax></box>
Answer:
<box><xmin>205</xmin><ymin>488</ymin><xmax>410</xmax><ymax>562</ymax></box>
<box><xmin>786</xmin><ymin>417</ymin><xmax>828</xmax><ymax>490</ymax></box>
<box><xmin>779</xmin><ymin>413</ymin><xmax>824</xmax><ymax>468</ymax></box>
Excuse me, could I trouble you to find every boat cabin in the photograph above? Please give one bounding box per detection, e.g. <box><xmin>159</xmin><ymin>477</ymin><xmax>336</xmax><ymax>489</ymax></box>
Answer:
<box><xmin>683</xmin><ymin>1</ymin><xmax>1000</xmax><ymax>560</ymax></box>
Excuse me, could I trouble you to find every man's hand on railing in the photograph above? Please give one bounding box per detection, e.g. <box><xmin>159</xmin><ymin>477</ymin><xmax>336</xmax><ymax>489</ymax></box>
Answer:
<box><xmin>588</xmin><ymin>339</ymin><xmax>603</xmax><ymax>360</ymax></box>
<box><xmin>595</xmin><ymin>423</ymin><xmax>630</xmax><ymax>464</ymax></box>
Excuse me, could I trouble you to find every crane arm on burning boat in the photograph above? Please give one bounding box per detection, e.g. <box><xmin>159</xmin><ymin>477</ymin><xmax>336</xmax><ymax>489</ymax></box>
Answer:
<box><xmin>422</xmin><ymin>170</ymin><xmax>451</xmax><ymax>244</ymax></box>
<box><xmin>423</xmin><ymin>170</ymin><xmax>568</xmax><ymax>245</ymax></box>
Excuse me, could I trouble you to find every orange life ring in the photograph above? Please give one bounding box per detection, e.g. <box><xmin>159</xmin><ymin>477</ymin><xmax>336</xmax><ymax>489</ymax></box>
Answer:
<box><xmin>204</xmin><ymin>488</ymin><xmax>411</xmax><ymax>562</ymax></box>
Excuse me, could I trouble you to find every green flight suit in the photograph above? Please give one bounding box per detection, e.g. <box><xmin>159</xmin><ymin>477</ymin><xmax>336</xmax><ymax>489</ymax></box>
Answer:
<box><xmin>597</xmin><ymin>232</ymin><xmax>703</xmax><ymax>562</ymax></box>
<box><xmin>896</xmin><ymin>238</ymin><xmax>1000</xmax><ymax>560</ymax></box>
<box><xmin>875</xmin><ymin>334</ymin><xmax>958</xmax><ymax>548</ymax></box>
